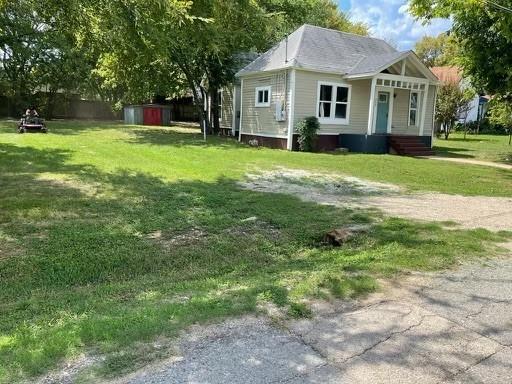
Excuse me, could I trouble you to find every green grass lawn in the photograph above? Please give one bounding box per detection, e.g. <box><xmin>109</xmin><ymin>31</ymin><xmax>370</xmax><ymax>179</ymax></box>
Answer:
<box><xmin>0</xmin><ymin>120</ymin><xmax>511</xmax><ymax>383</ymax></box>
<box><xmin>434</xmin><ymin>132</ymin><xmax>512</xmax><ymax>164</ymax></box>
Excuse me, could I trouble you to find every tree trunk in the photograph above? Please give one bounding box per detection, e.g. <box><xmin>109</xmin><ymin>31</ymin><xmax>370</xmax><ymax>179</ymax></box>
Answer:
<box><xmin>444</xmin><ymin>121</ymin><xmax>451</xmax><ymax>140</ymax></box>
<box><xmin>46</xmin><ymin>90</ymin><xmax>57</xmax><ymax>120</ymax></box>
<box><xmin>175</xmin><ymin>61</ymin><xmax>209</xmax><ymax>136</ymax></box>
<box><xmin>210</xmin><ymin>88</ymin><xmax>220</xmax><ymax>135</ymax></box>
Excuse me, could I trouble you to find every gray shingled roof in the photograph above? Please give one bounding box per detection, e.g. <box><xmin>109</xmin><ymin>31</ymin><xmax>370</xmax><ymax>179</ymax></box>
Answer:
<box><xmin>236</xmin><ymin>24</ymin><xmax>409</xmax><ymax>77</ymax></box>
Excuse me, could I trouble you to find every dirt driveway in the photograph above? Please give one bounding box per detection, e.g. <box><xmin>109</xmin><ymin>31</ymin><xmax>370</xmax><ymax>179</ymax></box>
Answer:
<box><xmin>239</xmin><ymin>169</ymin><xmax>512</xmax><ymax>231</ymax></box>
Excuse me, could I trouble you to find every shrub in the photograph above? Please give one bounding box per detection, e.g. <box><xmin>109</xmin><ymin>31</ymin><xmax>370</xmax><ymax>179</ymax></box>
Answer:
<box><xmin>295</xmin><ymin>116</ymin><xmax>320</xmax><ymax>152</ymax></box>
<box><xmin>454</xmin><ymin>119</ymin><xmax>509</xmax><ymax>135</ymax></box>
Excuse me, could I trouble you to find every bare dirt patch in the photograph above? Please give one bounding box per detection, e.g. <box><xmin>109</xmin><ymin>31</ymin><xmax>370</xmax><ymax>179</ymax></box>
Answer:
<box><xmin>239</xmin><ymin>168</ymin><xmax>512</xmax><ymax>231</ymax></box>
<box><xmin>145</xmin><ymin>228</ymin><xmax>208</xmax><ymax>248</ymax></box>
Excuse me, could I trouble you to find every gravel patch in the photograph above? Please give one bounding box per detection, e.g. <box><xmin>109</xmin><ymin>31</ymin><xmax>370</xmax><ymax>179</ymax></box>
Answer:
<box><xmin>239</xmin><ymin>168</ymin><xmax>512</xmax><ymax>231</ymax></box>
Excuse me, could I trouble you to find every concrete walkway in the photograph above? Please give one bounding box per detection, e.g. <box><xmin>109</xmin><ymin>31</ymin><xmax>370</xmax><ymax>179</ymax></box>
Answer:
<box><xmin>428</xmin><ymin>156</ymin><xmax>512</xmax><ymax>171</ymax></box>
<box><xmin>118</xmin><ymin>256</ymin><xmax>512</xmax><ymax>384</ymax></box>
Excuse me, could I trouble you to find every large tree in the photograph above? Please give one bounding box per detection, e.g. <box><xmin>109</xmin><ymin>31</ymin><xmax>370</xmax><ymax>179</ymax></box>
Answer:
<box><xmin>0</xmin><ymin>0</ymin><xmax>91</xmax><ymax>116</ymax></box>
<box><xmin>414</xmin><ymin>33</ymin><xmax>459</xmax><ymax>68</ymax></box>
<box><xmin>410</xmin><ymin>0</ymin><xmax>512</xmax><ymax>144</ymax></box>
<box><xmin>435</xmin><ymin>82</ymin><xmax>473</xmax><ymax>140</ymax></box>
<box><xmin>409</xmin><ymin>0</ymin><xmax>512</xmax><ymax>96</ymax></box>
<box><xmin>79</xmin><ymin>0</ymin><xmax>365</xmax><ymax>134</ymax></box>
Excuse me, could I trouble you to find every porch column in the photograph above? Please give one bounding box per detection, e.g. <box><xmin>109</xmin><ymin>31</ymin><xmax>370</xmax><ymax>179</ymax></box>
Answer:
<box><xmin>238</xmin><ymin>78</ymin><xmax>244</xmax><ymax>142</ymax></box>
<box><xmin>286</xmin><ymin>69</ymin><xmax>296</xmax><ymax>151</ymax></box>
<box><xmin>419</xmin><ymin>84</ymin><xmax>430</xmax><ymax>136</ymax></box>
<box><xmin>367</xmin><ymin>77</ymin><xmax>377</xmax><ymax>135</ymax></box>
<box><xmin>231</xmin><ymin>85</ymin><xmax>237</xmax><ymax>136</ymax></box>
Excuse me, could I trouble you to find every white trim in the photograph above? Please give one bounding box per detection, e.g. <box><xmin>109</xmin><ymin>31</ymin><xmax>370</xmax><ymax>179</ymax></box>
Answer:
<box><xmin>377</xmin><ymin>73</ymin><xmax>430</xmax><ymax>85</ymax></box>
<box><xmin>238</xmin><ymin>79</ymin><xmax>244</xmax><ymax>142</ymax></box>
<box><xmin>255</xmin><ymin>86</ymin><xmax>271</xmax><ymax>107</ymax></box>
<box><xmin>286</xmin><ymin>69</ymin><xmax>296</xmax><ymax>150</ymax></box>
<box><xmin>401</xmin><ymin>60</ymin><xmax>406</xmax><ymax>76</ymax></box>
<box><xmin>367</xmin><ymin>77</ymin><xmax>377</xmax><ymax>135</ymax></box>
<box><xmin>419</xmin><ymin>84</ymin><xmax>429</xmax><ymax>136</ymax></box>
<box><xmin>408</xmin><ymin>91</ymin><xmax>420</xmax><ymax>127</ymax></box>
<box><xmin>217</xmin><ymin>89</ymin><xmax>223</xmax><ymax>123</ymax></box>
<box><xmin>241</xmin><ymin>132</ymin><xmax>288</xmax><ymax>139</ymax></box>
<box><xmin>315</xmin><ymin>81</ymin><xmax>352</xmax><ymax>125</ymax></box>
<box><xmin>431</xmin><ymin>86</ymin><xmax>438</xmax><ymax>147</ymax></box>
<box><xmin>231</xmin><ymin>86</ymin><xmax>237</xmax><ymax>136</ymax></box>
<box><xmin>346</xmin><ymin>52</ymin><xmax>439</xmax><ymax>83</ymax></box>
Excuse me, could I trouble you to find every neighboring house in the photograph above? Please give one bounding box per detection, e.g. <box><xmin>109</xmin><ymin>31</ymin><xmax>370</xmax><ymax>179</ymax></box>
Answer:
<box><xmin>430</xmin><ymin>66</ymin><xmax>489</xmax><ymax>124</ymax></box>
<box><xmin>225</xmin><ymin>24</ymin><xmax>440</xmax><ymax>154</ymax></box>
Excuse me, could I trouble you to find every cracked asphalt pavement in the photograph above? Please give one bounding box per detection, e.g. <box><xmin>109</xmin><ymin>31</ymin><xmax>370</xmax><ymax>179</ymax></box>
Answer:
<box><xmin>115</xmin><ymin>256</ymin><xmax>512</xmax><ymax>384</ymax></box>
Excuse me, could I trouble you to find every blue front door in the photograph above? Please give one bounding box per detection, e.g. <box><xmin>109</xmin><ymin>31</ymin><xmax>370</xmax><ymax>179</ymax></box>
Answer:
<box><xmin>375</xmin><ymin>91</ymin><xmax>390</xmax><ymax>134</ymax></box>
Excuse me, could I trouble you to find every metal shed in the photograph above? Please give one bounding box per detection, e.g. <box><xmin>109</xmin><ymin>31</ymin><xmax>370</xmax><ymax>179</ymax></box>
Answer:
<box><xmin>123</xmin><ymin>105</ymin><xmax>143</xmax><ymax>125</ymax></box>
<box><xmin>124</xmin><ymin>104</ymin><xmax>171</xmax><ymax>126</ymax></box>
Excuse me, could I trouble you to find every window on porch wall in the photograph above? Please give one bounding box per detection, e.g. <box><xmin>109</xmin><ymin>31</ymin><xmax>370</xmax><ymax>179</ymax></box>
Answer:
<box><xmin>409</xmin><ymin>91</ymin><xmax>419</xmax><ymax>126</ymax></box>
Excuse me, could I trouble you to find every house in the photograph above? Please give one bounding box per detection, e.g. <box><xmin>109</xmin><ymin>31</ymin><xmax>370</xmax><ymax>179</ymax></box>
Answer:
<box><xmin>430</xmin><ymin>66</ymin><xmax>489</xmax><ymax>124</ymax></box>
<box><xmin>226</xmin><ymin>24</ymin><xmax>440</xmax><ymax>154</ymax></box>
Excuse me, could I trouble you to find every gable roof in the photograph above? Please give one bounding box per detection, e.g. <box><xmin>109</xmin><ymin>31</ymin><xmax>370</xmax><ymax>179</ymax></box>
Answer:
<box><xmin>430</xmin><ymin>66</ymin><xmax>462</xmax><ymax>84</ymax></box>
<box><xmin>236</xmin><ymin>24</ymin><xmax>437</xmax><ymax>82</ymax></box>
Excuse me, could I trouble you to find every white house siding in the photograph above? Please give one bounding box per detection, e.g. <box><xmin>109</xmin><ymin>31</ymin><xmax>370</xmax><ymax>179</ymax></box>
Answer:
<box><xmin>391</xmin><ymin>88</ymin><xmax>418</xmax><ymax>135</ymax></box>
<box><xmin>391</xmin><ymin>85</ymin><xmax>436</xmax><ymax>136</ymax></box>
<box><xmin>240</xmin><ymin>71</ymin><xmax>288</xmax><ymax>137</ymax></box>
<box><xmin>220</xmin><ymin>88</ymin><xmax>233</xmax><ymax>129</ymax></box>
<box><xmin>294</xmin><ymin>70</ymin><xmax>370</xmax><ymax>135</ymax></box>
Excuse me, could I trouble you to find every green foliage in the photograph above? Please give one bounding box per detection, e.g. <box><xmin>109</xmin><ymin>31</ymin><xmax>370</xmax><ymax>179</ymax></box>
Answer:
<box><xmin>295</xmin><ymin>116</ymin><xmax>320</xmax><ymax>152</ymax></box>
<box><xmin>1</xmin><ymin>0</ymin><xmax>365</xmax><ymax>126</ymax></box>
<box><xmin>0</xmin><ymin>0</ymin><xmax>92</xmax><ymax>114</ymax></box>
<box><xmin>414</xmin><ymin>33</ymin><xmax>460</xmax><ymax>67</ymax></box>
<box><xmin>489</xmin><ymin>98</ymin><xmax>512</xmax><ymax>130</ymax></box>
<box><xmin>488</xmin><ymin>97</ymin><xmax>512</xmax><ymax>144</ymax></box>
<box><xmin>409</xmin><ymin>0</ymin><xmax>512</xmax><ymax>96</ymax></box>
<box><xmin>259</xmin><ymin>0</ymin><xmax>367</xmax><ymax>43</ymax></box>
<box><xmin>288</xmin><ymin>302</ymin><xmax>313</xmax><ymax>319</ymax></box>
<box><xmin>435</xmin><ymin>82</ymin><xmax>473</xmax><ymax>139</ymax></box>
<box><xmin>454</xmin><ymin>119</ymin><xmax>509</xmax><ymax>136</ymax></box>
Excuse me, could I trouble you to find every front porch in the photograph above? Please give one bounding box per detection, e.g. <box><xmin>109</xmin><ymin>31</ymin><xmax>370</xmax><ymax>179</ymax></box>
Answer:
<box><xmin>367</xmin><ymin>74</ymin><xmax>432</xmax><ymax>137</ymax></box>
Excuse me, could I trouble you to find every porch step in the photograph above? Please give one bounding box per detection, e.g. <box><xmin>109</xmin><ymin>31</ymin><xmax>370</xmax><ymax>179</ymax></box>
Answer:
<box><xmin>388</xmin><ymin>136</ymin><xmax>434</xmax><ymax>156</ymax></box>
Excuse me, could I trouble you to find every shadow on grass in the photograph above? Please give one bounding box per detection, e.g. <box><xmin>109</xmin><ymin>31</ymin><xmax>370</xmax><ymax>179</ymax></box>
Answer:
<box><xmin>440</xmin><ymin>137</ymin><xmax>491</xmax><ymax>143</ymax></box>
<box><xmin>498</xmin><ymin>152</ymin><xmax>512</xmax><ymax>165</ymax></box>
<box><xmin>432</xmin><ymin>146</ymin><xmax>475</xmax><ymax>159</ymax></box>
<box><xmin>0</xmin><ymin>120</ymin><xmax>125</xmax><ymax>136</ymax></box>
<box><xmin>0</xmin><ymin>143</ymin><xmax>509</xmax><ymax>382</ymax></box>
<box><xmin>128</xmin><ymin>127</ymin><xmax>241</xmax><ymax>149</ymax></box>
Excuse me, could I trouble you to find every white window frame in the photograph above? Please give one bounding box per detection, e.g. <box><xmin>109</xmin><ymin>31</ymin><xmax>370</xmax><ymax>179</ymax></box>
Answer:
<box><xmin>408</xmin><ymin>91</ymin><xmax>419</xmax><ymax>127</ymax></box>
<box><xmin>316</xmin><ymin>81</ymin><xmax>351</xmax><ymax>125</ymax></box>
<box><xmin>255</xmin><ymin>86</ymin><xmax>271</xmax><ymax>107</ymax></box>
<box><xmin>217</xmin><ymin>90</ymin><xmax>223</xmax><ymax>122</ymax></box>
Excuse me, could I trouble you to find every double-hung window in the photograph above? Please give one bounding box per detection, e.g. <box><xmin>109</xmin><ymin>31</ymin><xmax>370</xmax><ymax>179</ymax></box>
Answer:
<box><xmin>317</xmin><ymin>82</ymin><xmax>351</xmax><ymax>124</ymax></box>
<box><xmin>255</xmin><ymin>86</ymin><xmax>271</xmax><ymax>107</ymax></box>
<box><xmin>217</xmin><ymin>90</ymin><xmax>223</xmax><ymax>121</ymax></box>
<box><xmin>409</xmin><ymin>91</ymin><xmax>419</xmax><ymax>126</ymax></box>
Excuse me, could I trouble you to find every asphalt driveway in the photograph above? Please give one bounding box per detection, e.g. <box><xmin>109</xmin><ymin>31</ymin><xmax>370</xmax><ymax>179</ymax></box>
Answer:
<box><xmin>117</xmin><ymin>252</ymin><xmax>512</xmax><ymax>384</ymax></box>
